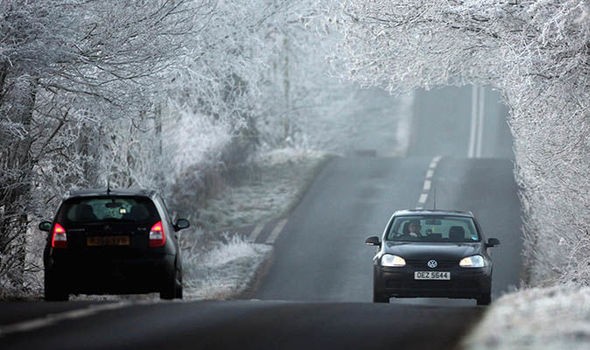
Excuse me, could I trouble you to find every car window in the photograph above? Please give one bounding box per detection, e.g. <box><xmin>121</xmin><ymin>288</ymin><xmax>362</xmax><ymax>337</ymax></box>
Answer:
<box><xmin>59</xmin><ymin>196</ymin><xmax>160</xmax><ymax>223</ymax></box>
<box><xmin>386</xmin><ymin>215</ymin><xmax>480</xmax><ymax>242</ymax></box>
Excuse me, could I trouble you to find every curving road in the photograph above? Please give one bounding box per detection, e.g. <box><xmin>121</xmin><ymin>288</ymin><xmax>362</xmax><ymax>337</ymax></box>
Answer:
<box><xmin>0</xmin><ymin>86</ymin><xmax>522</xmax><ymax>350</ymax></box>
<box><xmin>255</xmin><ymin>158</ymin><xmax>521</xmax><ymax>304</ymax></box>
<box><xmin>257</xmin><ymin>86</ymin><xmax>521</xmax><ymax>304</ymax></box>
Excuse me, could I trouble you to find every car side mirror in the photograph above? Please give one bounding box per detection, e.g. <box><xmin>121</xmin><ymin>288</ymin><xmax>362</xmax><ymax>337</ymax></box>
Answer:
<box><xmin>486</xmin><ymin>238</ymin><xmax>500</xmax><ymax>247</ymax></box>
<box><xmin>39</xmin><ymin>221</ymin><xmax>52</xmax><ymax>232</ymax></box>
<box><xmin>365</xmin><ymin>236</ymin><xmax>381</xmax><ymax>247</ymax></box>
<box><xmin>174</xmin><ymin>218</ymin><xmax>190</xmax><ymax>231</ymax></box>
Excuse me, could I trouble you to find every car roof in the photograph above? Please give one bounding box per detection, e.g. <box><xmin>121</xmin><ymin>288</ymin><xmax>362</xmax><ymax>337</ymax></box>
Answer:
<box><xmin>64</xmin><ymin>188</ymin><xmax>157</xmax><ymax>199</ymax></box>
<box><xmin>392</xmin><ymin>209</ymin><xmax>474</xmax><ymax>217</ymax></box>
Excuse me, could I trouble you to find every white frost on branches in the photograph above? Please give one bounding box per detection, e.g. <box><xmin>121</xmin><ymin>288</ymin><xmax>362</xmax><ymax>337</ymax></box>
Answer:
<box><xmin>1</xmin><ymin>0</ymin><xmax>374</xmax><ymax>296</ymax></box>
<box><xmin>336</xmin><ymin>0</ymin><xmax>590</xmax><ymax>285</ymax></box>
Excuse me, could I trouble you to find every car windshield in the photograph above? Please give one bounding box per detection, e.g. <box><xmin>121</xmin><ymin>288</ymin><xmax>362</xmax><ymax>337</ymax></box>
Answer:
<box><xmin>58</xmin><ymin>196</ymin><xmax>159</xmax><ymax>223</ymax></box>
<box><xmin>386</xmin><ymin>215</ymin><xmax>480</xmax><ymax>242</ymax></box>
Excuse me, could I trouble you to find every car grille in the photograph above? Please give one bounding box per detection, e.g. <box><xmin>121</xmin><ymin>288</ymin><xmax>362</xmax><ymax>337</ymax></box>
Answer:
<box><xmin>405</xmin><ymin>259</ymin><xmax>458</xmax><ymax>269</ymax></box>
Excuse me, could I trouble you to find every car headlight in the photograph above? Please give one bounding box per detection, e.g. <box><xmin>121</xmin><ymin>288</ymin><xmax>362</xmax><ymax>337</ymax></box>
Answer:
<box><xmin>381</xmin><ymin>254</ymin><xmax>406</xmax><ymax>267</ymax></box>
<box><xmin>459</xmin><ymin>255</ymin><xmax>487</xmax><ymax>268</ymax></box>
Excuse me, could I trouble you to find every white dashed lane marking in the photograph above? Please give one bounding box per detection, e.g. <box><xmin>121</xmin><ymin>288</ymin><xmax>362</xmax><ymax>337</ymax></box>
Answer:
<box><xmin>0</xmin><ymin>301</ymin><xmax>141</xmax><ymax>337</ymax></box>
<box><xmin>418</xmin><ymin>193</ymin><xmax>428</xmax><ymax>205</ymax></box>
<box><xmin>265</xmin><ymin>219</ymin><xmax>288</xmax><ymax>244</ymax></box>
<box><xmin>416</xmin><ymin>156</ymin><xmax>442</xmax><ymax>209</ymax></box>
<box><xmin>248</xmin><ymin>222</ymin><xmax>265</xmax><ymax>242</ymax></box>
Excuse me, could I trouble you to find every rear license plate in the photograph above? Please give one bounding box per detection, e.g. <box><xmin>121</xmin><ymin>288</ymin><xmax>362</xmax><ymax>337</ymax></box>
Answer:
<box><xmin>86</xmin><ymin>236</ymin><xmax>130</xmax><ymax>247</ymax></box>
<box><xmin>414</xmin><ymin>271</ymin><xmax>450</xmax><ymax>280</ymax></box>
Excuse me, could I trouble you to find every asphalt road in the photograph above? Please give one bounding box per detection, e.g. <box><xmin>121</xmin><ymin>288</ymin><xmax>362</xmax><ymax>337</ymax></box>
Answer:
<box><xmin>255</xmin><ymin>158</ymin><xmax>521</xmax><ymax>303</ymax></box>
<box><xmin>0</xmin><ymin>86</ymin><xmax>522</xmax><ymax>350</ymax></box>
<box><xmin>0</xmin><ymin>299</ymin><xmax>484</xmax><ymax>350</ymax></box>
<box><xmin>257</xmin><ymin>86</ymin><xmax>521</xmax><ymax>304</ymax></box>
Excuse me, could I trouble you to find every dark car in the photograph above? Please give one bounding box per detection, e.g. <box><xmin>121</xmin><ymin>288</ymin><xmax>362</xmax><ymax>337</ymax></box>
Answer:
<box><xmin>39</xmin><ymin>188</ymin><xmax>190</xmax><ymax>301</ymax></box>
<box><xmin>365</xmin><ymin>209</ymin><xmax>499</xmax><ymax>305</ymax></box>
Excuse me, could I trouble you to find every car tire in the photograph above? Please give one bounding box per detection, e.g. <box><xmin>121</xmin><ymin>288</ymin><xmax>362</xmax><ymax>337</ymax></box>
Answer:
<box><xmin>373</xmin><ymin>290</ymin><xmax>389</xmax><ymax>303</ymax></box>
<box><xmin>160</xmin><ymin>267</ymin><xmax>182</xmax><ymax>300</ymax></box>
<box><xmin>175</xmin><ymin>270</ymin><xmax>183</xmax><ymax>299</ymax></box>
<box><xmin>44</xmin><ymin>272</ymin><xmax>69</xmax><ymax>302</ymax></box>
<box><xmin>476</xmin><ymin>293</ymin><xmax>491</xmax><ymax>306</ymax></box>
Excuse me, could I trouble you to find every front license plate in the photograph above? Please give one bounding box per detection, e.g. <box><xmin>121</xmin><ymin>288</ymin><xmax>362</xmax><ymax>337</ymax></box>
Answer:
<box><xmin>414</xmin><ymin>271</ymin><xmax>451</xmax><ymax>280</ymax></box>
<box><xmin>87</xmin><ymin>236</ymin><xmax>130</xmax><ymax>247</ymax></box>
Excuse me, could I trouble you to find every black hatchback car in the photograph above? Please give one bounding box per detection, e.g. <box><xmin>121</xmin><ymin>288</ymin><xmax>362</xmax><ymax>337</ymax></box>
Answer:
<box><xmin>365</xmin><ymin>210</ymin><xmax>499</xmax><ymax>305</ymax></box>
<box><xmin>39</xmin><ymin>188</ymin><xmax>190</xmax><ymax>301</ymax></box>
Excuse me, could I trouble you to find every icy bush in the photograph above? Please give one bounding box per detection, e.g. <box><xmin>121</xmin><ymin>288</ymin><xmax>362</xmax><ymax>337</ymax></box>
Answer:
<box><xmin>182</xmin><ymin>230</ymin><xmax>271</xmax><ymax>300</ymax></box>
<box><xmin>464</xmin><ymin>285</ymin><xmax>590</xmax><ymax>350</ymax></box>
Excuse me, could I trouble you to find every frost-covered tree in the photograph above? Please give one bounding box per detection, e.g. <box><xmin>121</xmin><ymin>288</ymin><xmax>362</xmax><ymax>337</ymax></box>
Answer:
<box><xmin>161</xmin><ymin>0</ymin><xmax>366</xmax><ymax>216</ymax></box>
<box><xmin>0</xmin><ymin>0</ymin><xmax>352</xmax><ymax>296</ymax></box>
<box><xmin>0</xmin><ymin>0</ymin><xmax>210</xmax><ymax>294</ymax></box>
<box><xmin>0</xmin><ymin>0</ymin><xmax>389</xmax><ymax>297</ymax></box>
<box><xmin>335</xmin><ymin>0</ymin><xmax>590</xmax><ymax>285</ymax></box>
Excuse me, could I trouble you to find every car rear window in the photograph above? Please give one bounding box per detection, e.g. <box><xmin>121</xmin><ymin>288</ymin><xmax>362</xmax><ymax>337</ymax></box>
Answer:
<box><xmin>58</xmin><ymin>196</ymin><xmax>160</xmax><ymax>223</ymax></box>
<box><xmin>387</xmin><ymin>215</ymin><xmax>480</xmax><ymax>242</ymax></box>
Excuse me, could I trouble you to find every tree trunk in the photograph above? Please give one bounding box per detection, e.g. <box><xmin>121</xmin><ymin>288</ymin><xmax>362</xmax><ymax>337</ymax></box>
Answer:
<box><xmin>0</xmin><ymin>75</ymin><xmax>38</xmax><ymax>291</ymax></box>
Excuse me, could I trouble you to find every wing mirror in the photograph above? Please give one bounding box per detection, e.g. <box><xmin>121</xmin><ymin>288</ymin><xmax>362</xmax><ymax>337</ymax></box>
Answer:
<box><xmin>39</xmin><ymin>221</ymin><xmax>52</xmax><ymax>232</ymax></box>
<box><xmin>486</xmin><ymin>238</ymin><xmax>500</xmax><ymax>247</ymax></box>
<box><xmin>365</xmin><ymin>236</ymin><xmax>381</xmax><ymax>247</ymax></box>
<box><xmin>174</xmin><ymin>218</ymin><xmax>190</xmax><ymax>231</ymax></box>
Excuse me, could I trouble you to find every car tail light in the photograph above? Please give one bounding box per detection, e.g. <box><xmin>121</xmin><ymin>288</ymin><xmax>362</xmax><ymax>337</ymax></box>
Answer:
<box><xmin>51</xmin><ymin>223</ymin><xmax>67</xmax><ymax>248</ymax></box>
<box><xmin>149</xmin><ymin>221</ymin><xmax>166</xmax><ymax>248</ymax></box>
